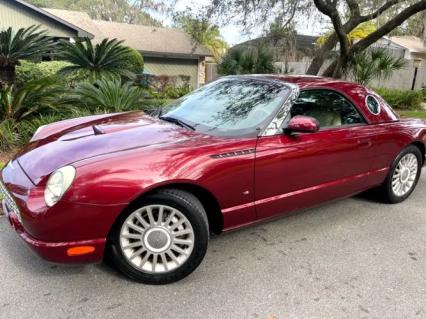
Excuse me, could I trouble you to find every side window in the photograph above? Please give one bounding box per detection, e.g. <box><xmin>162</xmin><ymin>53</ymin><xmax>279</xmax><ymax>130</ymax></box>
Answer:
<box><xmin>291</xmin><ymin>90</ymin><xmax>365</xmax><ymax>128</ymax></box>
<box><xmin>366</xmin><ymin>95</ymin><xmax>380</xmax><ymax>115</ymax></box>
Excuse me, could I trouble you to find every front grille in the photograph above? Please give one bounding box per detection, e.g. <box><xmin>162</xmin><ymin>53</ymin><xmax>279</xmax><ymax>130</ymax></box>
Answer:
<box><xmin>0</xmin><ymin>180</ymin><xmax>22</xmax><ymax>223</ymax></box>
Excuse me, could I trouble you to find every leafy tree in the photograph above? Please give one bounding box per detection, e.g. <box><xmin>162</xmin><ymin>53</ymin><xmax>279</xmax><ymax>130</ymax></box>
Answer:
<box><xmin>57</xmin><ymin>38</ymin><xmax>136</xmax><ymax>82</ymax></box>
<box><xmin>174</xmin><ymin>13</ymin><xmax>228</xmax><ymax>60</ymax></box>
<box><xmin>218</xmin><ymin>47</ymin><xmax>275</xmax><ymax>75</ymax></box>
<box><xmin>67</xmin><ymin>79</ymin><xmax>145</xmax><ymax>112</ymax></box>
<box><xmin>317</xmin><ymin>21</ymin><xmax>377</xmax><ymax>46</ymax></box>
<box><xmin>308</xmin><ymin>0</ymin><xmax>426</xmax><ymax>77</ymax></box>
<box><xmin>204</xmin><ymin>0</ymin><xmax>426</xmax><ymax>77</ymax></box>
<box><xmin>26</xmin><ymin>0</ymin><xmax>170</xmax><ymax>26</ymax></box>
<box><xmin>347</xmin><ymin>48</ymin><xmax>406</xmax><ymax>86</ymax></box>
<box><xmin>0</xmin><ymin>26</ymin><xmax>53</xmax><ymax>85</ymax></box>
<box><xmin>261</xmin><ymin>21</ymin><xmax>300</xmax><ymax>63</ymax></box>
<box><xmin>390</xmin><ymin>11</ymin><xmax>426</xmax><ymax>41</ymax></box>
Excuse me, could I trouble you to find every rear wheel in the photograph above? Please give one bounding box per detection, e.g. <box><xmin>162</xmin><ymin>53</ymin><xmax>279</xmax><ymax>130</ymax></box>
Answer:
<box><xmin>378</xmin><ymin>145</ymin><xmax>422</xmax><ymax>204</ymax></box>
<box><xmin>108</xmin><ymin>189</ymin><xmax>209</xmax><ymax>284</ymax></box>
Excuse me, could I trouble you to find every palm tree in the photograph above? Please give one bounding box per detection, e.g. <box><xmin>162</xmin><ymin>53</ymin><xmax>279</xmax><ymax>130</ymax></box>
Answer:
<box><xmin>0</xmin><ymin>77</ymin><xmax>64</xmax><ymax>122</ymax></box>
<box><xmin>347</xmin><ymin>48</ymin><xmax>406</xmax><ymax>86</ymax></box>
<box><xmin>0</xmin><ymin>26</ymin><xmax>53</xmax><ymax>85</ymax></box>
<box><xmin>58</xmin><ymin>38</ymin><xmax>136</xmax><ymax>82</ymax></box>
<box><xmin>67</xmin><ymin>79</ymin><xmax>145</xmax><ymax>112</ymax></box>
<box><xmin>0</xmin><ymin>77</ymin><xmax>65</xmax><ymax>149</ymax></box>
<box><xmin>174</xmin><ymin>15</ymin><xmax>228</xmax><ymax>60</ymax></box>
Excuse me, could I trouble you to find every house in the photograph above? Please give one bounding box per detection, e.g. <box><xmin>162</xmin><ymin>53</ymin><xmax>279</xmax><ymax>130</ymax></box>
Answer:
<box><xmin>232</xmin><ymin>34</ymin><xmax>319</xmax><ymax>75</ymax></box>
<box><xmin>376</xmin><ymin>36</ymin><xmax>426</xmax><ymax>62</ymax></box>
<box><xmin>235</xmin><ymin>34</ymin><xmax>319</xmax><ymax>63</ymax></box>
<box><xmin>0</xmin><ymin>0</ymin><xmax>213</xmax><ymax>88</ymax></box>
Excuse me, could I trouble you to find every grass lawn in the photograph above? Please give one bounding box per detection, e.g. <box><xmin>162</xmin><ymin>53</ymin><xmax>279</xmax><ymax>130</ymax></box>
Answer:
<box><xmin>398</xmin><ymin>110</ymin><xmax>426</xmax><ymax>119</ymax></box>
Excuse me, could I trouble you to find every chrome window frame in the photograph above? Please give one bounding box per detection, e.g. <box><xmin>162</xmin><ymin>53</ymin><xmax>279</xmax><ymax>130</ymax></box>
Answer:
<box><xmin>259</xmin><ymin>83</ymin><xmax>300</xmax><ymax>137</ymax></box>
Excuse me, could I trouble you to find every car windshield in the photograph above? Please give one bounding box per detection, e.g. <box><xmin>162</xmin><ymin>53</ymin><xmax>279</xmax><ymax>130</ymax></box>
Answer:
<box><xmin>161</xmin><ymin>77</ymin><xmax>291</xmax><ymax>137</ymax></box>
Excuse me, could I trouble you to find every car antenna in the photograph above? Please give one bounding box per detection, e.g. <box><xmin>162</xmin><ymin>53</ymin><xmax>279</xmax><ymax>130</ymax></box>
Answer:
<box><xmin>92</xmin><ymin>125</ymin><xmax>105</xmax><ymax>135</ymax></box>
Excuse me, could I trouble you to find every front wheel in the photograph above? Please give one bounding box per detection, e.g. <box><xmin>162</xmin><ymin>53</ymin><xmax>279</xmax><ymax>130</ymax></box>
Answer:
<box><xmin>378</xmin><ymin>145</ymin><xmax>422</xmax><ymax>204</ymax></box>
<box><xmin>108</xmin><ymin>189</ymin><xmax>209</xmax><ymax>284</ymax></box>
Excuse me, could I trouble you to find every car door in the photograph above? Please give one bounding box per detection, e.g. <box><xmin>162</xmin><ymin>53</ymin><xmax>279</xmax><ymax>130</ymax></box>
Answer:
<box><xmin>255</xmin><ymin>89</ymin><xmax>375</xmax><ymax>220</ymax></box>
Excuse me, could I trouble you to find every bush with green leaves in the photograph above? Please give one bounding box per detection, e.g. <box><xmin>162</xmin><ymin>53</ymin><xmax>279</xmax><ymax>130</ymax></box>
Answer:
<box><xmin>120</xmin><ymin>48</ymin><xmax>144</xmax><ymax>75</ymax></box>
<box><xmin>0</xmin><ymin>77</ymin><xmax>68</xmax><ymax>149</ymax></box>
<box><xmin>347</xmin><ymin>48</ymin><xmax>406</xmax><ymax>86</ymax></box>
<box><xmin>375</xmin><ymin>88</ymin><xmax>424</xmax><ymax>110</ymax></box>
<box><xmin>15</xmin><ymin>60</ymin><xmax>80</xmax><ymax>88</ymax></box>
<box><xmin>218</xmin><ymin>46</ymin><xmax>275</xmax><ymax>75</ymax></box>
<box><xmin>66</xmin><ymin>79</ymin><xmax>146</xmax><ymax>112</ymax></box>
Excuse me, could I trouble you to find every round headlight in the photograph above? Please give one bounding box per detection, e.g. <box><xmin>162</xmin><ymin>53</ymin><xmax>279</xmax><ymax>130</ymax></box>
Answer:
<box><xmin>44</xmin><ymin>166</ymin><xmax>76</xmax><ymax>207</ymax></box>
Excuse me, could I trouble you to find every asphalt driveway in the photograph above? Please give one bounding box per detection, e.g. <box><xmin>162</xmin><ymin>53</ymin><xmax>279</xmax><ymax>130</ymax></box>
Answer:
<box><xmin>1</xmin><ymin>173</ymin><xmax>425</xmax><ymax>319</ymax></box>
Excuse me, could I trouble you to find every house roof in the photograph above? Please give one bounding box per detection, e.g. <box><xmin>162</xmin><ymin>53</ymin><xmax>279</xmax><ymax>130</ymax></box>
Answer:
<box><xmin>44</xmin><ymin>8</ymin><xmax>212</xmax><ymax>58</ymax></box>
<box><xmin>389</xmin><ymin>36</ymin><xmax>426</xmax><ymax>54</ymax></box>
<box><xmin>7</xmin><ymin>0</ymin><xmax>93</xmax><ymax>38</ymax></box>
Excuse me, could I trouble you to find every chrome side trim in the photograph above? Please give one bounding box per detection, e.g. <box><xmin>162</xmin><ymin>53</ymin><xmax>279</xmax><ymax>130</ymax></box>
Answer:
<box><xmin>260</xmin><ymin>83</ymin><xmax>300</xmax><ymax>136</ymax></box>
<box><xmin>210</xmin><ymin>149</ymin><xmax>256</xmax><ymax>159</ymax></box>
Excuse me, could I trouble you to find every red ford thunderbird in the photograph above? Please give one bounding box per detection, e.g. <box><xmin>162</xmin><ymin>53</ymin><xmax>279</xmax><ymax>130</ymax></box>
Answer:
<box><xmin>1</xmin><ymin>75</ymin><xmax>425</xmax><ymax>284</ymax></box>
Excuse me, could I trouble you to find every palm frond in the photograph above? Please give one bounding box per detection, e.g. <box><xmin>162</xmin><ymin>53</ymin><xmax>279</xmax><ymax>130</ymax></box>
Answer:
<box><xmin>348</xmin><ymin>48</ymin><xmax>406</xmax><ymax>86</ymax></box>
<box><xmin>57</xmin><ymin>38</ymin><xmax>136</xmax><ymax>82</ymax></box>
<box><xmin>66</xmin><ymin>79</ymin><xmax>145</xmax><ymax>112</ymax></box>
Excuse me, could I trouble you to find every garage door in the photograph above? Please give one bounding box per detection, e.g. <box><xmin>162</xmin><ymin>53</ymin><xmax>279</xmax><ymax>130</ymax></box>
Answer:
<box><xmin>143</xmin><ymin>57</ymin><xmax>199</xmax><ymax>88</ymax></box>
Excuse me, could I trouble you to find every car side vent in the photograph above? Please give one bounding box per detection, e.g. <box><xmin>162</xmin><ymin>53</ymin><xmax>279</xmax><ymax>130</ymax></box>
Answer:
<box><xmin>210</xmin><ymin>149</ymin><xmax>255</xmax><ymax>159</ymax></box>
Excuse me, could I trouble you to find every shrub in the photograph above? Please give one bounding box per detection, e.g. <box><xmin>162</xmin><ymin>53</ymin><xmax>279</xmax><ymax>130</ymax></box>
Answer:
<box><xmin>218</xmin><ymin>46</ymin><xmax>275</xmax><ymax>75</ymax></box>
<box><xmin>375</xmin><ymin>88</ymin><xmax>424</xmax><ymax>110</ymax></box>
<box><xmin>0</xmin><ymin>119</ymin><xmax>19</xmax><ymax>150</ymax></box>
<box><xmin>347</xmin><ymin>48</ymin><xmax>406</xmax><ymax>86</ymax></box>
<box><xmin>16</xmin><ymin>61</ymin><xmax>79</xmax><ymax>88</ymax></box>
<box><xmin>140</xmin><ymin>74</ymin><xmax>192</xmax><ymax>99</ymax></box>
<box><xmin>120</xmin><ymin>48</ymin><xmax>144</xmax><ymax>75</ymax></box>
<box><xmin>66</xmin><ymin>79</ymin><xmax>146</xmax><ymax>112</ymax></box>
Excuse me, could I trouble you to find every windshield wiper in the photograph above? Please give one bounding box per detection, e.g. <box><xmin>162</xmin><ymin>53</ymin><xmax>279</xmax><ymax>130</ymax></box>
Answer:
<box><xmin>159</xmin><ymin>116</ymin><xmax>196</xmax><ymax>131</ymax></box>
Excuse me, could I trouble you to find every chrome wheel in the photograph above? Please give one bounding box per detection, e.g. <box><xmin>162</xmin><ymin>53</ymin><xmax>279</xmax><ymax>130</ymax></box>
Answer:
<box><xmin>392</xmin><ymin>153</ymin><xmax>418</xmax><ymax>197</ymax></box>
<box><xmin>120</xmin><ymin>205</ymin><xmax>195</xmax><ymax>274</ymax></box>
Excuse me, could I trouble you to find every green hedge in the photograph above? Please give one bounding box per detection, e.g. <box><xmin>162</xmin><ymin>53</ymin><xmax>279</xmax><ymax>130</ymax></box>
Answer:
<box><xmin>375</xmin><ymin>88</ymin><xmax>424</xmax><ymax>110</ymax></box>
<box><xmin>15</xmin><ymin>61</ymin><xmax>80</xmax><ymax>88</ymax></box>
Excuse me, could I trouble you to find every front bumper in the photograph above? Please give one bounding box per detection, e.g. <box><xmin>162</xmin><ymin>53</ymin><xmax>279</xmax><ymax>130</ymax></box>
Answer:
<box><xmin>1</xmin><ymin>159</ymin><xmax>126</xmax><ymax>264</ymax></box>
<box><xmin>3</xmin><ymin>200</ymin><xmax>106</xmax><ymax>263</ymax></box>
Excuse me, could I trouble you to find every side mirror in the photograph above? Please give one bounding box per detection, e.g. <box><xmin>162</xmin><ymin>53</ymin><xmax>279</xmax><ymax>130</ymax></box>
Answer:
<box><xmin>284</xmin><ymin>115</ymin><xmax>320</xmax><ymax>134</ymax></box>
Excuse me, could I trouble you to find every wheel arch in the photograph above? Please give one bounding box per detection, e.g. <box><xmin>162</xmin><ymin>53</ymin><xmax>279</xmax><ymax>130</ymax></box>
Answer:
<box><xmin>110</xmin><ymin>182</ymin><xmax>224</xmax><ymax>236</ymax></box>
<box><xmin>411</xmin><ymin>141</ymin><xmax>425</xmax><ymax>165</ymax></box>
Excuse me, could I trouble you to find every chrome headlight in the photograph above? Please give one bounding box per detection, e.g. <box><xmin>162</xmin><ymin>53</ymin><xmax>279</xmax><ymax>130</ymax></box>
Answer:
<box><xmin>44</xmin><ymin>166</ymin><xmax>76</xmax><ymax>207</ymax></box>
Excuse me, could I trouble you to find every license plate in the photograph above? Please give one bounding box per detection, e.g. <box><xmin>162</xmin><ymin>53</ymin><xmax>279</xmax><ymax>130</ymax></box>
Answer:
<box><xmin>0</xmin><ymin>180</ymin><xmax>22</xmax><ymax>223</ymax></box>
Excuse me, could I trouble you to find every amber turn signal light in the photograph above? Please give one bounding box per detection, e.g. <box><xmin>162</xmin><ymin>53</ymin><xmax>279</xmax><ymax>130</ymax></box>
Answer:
<box><xmin>67</xmin><ymin>246</ymin><xmax>95</xmax><ymax>256</ymax></box>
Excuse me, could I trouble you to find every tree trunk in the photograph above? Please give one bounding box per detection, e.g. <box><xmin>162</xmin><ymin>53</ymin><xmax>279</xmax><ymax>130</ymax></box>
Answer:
<box><xmin>308</xmin><ymin>0</ymin><xmax>426</xmax><ymax>76</ymax></box>
<box><xmin>0</xmin><ymin>65</ymin><xmax>16</xmax><ymax>86</ymax></box>
<box><xmin>306</xmin><ymin>34</ymin><xmax>339</xmax><ymax>75</ymax></box>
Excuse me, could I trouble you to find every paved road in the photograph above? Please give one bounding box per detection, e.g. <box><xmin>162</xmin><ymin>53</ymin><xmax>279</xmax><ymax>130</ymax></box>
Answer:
<box><xmin>1</xmin><ymin>173</ymin><xmax>425</xmax><ymax>319</ymax></box>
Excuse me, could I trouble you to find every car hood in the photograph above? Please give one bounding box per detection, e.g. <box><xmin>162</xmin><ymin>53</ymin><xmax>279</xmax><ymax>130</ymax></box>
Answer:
<box><xmin>16</xmin><ymin>112</ymin><xmax>200</xmax><ymax>183</ymax></box>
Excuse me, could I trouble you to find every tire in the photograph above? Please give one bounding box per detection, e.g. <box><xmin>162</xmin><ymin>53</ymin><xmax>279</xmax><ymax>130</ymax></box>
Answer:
<box><xmin>108</xmin><ymin>189</ymin><xmax>209</xmax><ymax>284</ymax></box>
<box><xmin>377</xmin><ymin>145</ymin><xmax>422</xmax><ymax>204</ymax></box>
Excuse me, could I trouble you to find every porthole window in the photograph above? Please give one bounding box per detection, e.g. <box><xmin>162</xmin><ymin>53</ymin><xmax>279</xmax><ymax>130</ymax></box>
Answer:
<box><xmin>366</xmin><ymin>95</ymin><xmax>381</xmax><ymax>115</ymax></box>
